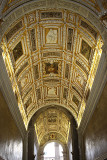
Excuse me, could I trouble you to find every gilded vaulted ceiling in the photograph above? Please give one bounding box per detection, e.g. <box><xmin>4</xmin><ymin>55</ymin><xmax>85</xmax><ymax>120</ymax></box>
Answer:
<box><xmin>1</xmin><ymin>7</ymin><xmax>103</xmax><ymax>129</ymax></box>
<box><xmin>34</xmin><ymin>108</ymin><xmax>70</xmax><ymax>146</ymax></box>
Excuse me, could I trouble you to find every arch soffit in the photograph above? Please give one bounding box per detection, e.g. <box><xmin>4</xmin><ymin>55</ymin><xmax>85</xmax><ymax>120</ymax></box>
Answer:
<box><xmin>33</xmin><ymin>106</ymin><xmax>71</xmax><ymax>146</ymax></box>
<box><xmin>28</xmin><ymin>104</ymin><xmax>77</xmax><ymax>129</ymax></box>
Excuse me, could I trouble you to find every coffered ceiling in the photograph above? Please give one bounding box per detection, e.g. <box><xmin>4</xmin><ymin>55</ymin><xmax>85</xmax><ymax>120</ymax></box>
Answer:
<box><xmin>1</xmin><ymin>8</ymin><xmax>103</xmax><ymax>129</ymax></box>
<box><xmin>34</xmin><ymin>108</ymin><xmax>70</xmax><ymax>146</ymax></box>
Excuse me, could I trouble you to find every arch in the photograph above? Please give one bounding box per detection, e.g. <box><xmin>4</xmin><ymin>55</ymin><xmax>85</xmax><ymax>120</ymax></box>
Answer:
<box><xmin>42</xmin><ymin>140</ymin><xmax>66</xmax><ymax>150</ymax></box>
<box><xmin>27</xmin><ymin>104</ymin><xmax>78</xmax><ymax>129</ymax></box>
<box><xmin>39</xmin><ymin>131</ymin><xmax>67</xmax><ymax>147</ymax></box>
<box><xmin>43</xmin><ymin>141</ymin><xmax>64</xmax><ymax>158</ymax></box>
<box><xmin>29</xmin><ymin>106</ymin><xmax>72</xmax><ymax>146</ymax></box>
<box><xmin>39</xmin><ymin>140</ymin><xmax>68</xmax><ymax>160</ymax></box>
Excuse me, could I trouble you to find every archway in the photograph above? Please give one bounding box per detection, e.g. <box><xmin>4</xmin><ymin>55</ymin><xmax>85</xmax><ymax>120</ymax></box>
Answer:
<box><xmin>27</xmin><ymin>105</ymin><xmax>80</xmax><ymax>160</ymax></box>
<box><xmin>43</xmin><ymin>142</ymin><xmax>63</xmax><ymax>160</ymax></box>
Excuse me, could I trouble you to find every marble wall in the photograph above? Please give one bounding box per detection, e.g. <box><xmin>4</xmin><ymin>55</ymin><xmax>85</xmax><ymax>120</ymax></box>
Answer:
<box><xmin>0</xmin><ymin>90</ymin><xmax>23</xmax><ymax>160</ymax></box>
<box><xmin>84</xmin><ymin>83</ymin><xmax>107</xmax><ymax>160</ymax></box>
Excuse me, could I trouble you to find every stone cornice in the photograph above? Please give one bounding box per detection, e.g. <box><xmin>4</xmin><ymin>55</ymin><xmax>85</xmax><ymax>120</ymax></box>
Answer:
<box><xmin>1</xmin><ymin>0</ymin><xmax>101</xmax><ymax>17</ymax></box>
<box><xmin>0</xmin><ymin>0</ymin><xmax>106</xmax><ymax>42</ymax></box>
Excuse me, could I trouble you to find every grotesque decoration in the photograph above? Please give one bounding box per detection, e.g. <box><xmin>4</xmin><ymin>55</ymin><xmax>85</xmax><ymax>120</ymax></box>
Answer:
<box><xmin>16</xmin><ymin>62</ymin><xmax>28</xmax><ymax>77</ymax></box>
<box><xmin>41</xmin><ymin>12</ymin><xmax>62</xmax><ymax>19</ymax></box>
<box><xmin>81</xmin><ymin>20</ymin><xmax>97</xmax><ymax>39</ymax></box>
<box><xmin>81</xmin><ymin>40</ymin><xmax>91</xmax><ymax>60</ymax></box>
<box><xmin>13</xmin><ymin>41</ymin><xmax>23</xmax><ymax>61</ymax></box>
<box><xmin>63</xmin><ymin>88</ymin><xmax>68</xmax><ymax>99</ymax></box>
<box><xmin>25</xmin><ymin>97</ymin><xmax>32</xmax><ymax>109</ymax></box>
<box><xmin>72</xmin><ymin>95</ymin><xmax>80</xmax><ymax>107</ymax></box>
<box><xmin>30</xmin><ymin>28</ymin><xmax>36</xmax><ymax>51</ymax></box>
<box><xmin>67</xmin><ymin>28</ymin><xmax>73</xmax><ymax>50</ymax></box>
<box><xmin>34</xmin><ymin>65</ymin><xmax>39</xmax><ymax>79</ymax></box>
<box><xmin>36</xmin><ymin>88</ymin><xmax>41</xmax><ymax>100</ymax></box>
<box><xmin>65</xmin><ymin>63</ymin><xmax>70</xmax><ymax>79</ymax></box>
<box><xmin>6</xmin><ymin>21</ymin><xmax>23</xmax><ymax>41</ymax></box>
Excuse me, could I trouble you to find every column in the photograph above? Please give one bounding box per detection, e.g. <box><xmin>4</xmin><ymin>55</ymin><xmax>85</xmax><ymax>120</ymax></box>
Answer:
<box><xmin>63</xmin><ymin>151</ymin><xmax>67</xmax><ymax>160</ymax></box>
<box><xmin>55</xmin><ymin>142</ymin><xmax>60</xmax><ymax>160</ymax></box>
<box><xmin>78</xmin><ymin>131</ymin><xmax>85</xmax><ymax>160</ymax></box>
<box><xmin>40</xmin><ymin>153</ymin><xmax>44</xmax><ymax>160</ymax></box>
<box><xmin>37</xmin><ymin>147</ymin><xmax>44</xmax><ymax>160</ymax></box>
<box><xmin>71</xmin><ymin>116</ymin><xmax>80</xmax><ymax>160</ymax></box>
<box><xmin>28</xmin><ymin>121</ymin><xmax>35</xmax><ymax>160</ymax></box>
<box><xmin>23</xmin><ymin>132</ymin><xmax>28</xmax><ymax>160</ymax></box>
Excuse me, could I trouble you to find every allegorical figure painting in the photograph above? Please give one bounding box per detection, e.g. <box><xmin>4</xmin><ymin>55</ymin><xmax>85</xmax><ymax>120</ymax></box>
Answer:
<box><xmin>45</xmin><ymin>62</ymin><xmax>58</xmax><ymax>74</ymax></box>
<box><xmin>81</xmin><ymin>40</ymin><xmax>91</xmax><ymax>60</ymax></box>
<box><xmin>46</xmin><ymin>28</ymin><xmax>58</xmax><ymax>44</ymax></box>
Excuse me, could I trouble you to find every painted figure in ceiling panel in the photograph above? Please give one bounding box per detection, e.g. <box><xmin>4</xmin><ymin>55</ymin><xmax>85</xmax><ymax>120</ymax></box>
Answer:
<box><xmin>46</xmin><ymin>28</ymin><xmax>58</xmax><ymax>44</ymax></box>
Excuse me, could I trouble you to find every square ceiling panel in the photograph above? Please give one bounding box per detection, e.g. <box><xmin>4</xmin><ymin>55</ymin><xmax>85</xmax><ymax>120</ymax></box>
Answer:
<box><xmin>45</xmin><ymin>28</ymin><xmax>58</xmax><ymax>44</ymax></box>
<box><xmin>40</xmin><ymin>24</ymin><xmax>63</xmax><ymax>49</ymax></box>
<box><xmin>13</xmin><ymin>41</ymin><xmax>23</xmax><ymax>61</ymax></box>
<box><xmin>81</xmin><ymin>40</ymin><xmax>91</xmax><ymax>60</ymax></box>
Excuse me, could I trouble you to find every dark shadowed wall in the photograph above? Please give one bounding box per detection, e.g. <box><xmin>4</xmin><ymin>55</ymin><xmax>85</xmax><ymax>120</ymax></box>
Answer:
<box><xmin>68</xmin><ymin>127</ymin><xmax>73</xmax><ymax>160</ymax></box>
<box><xmin>68</xmin><ymin>116</ymin><xmax>80</xmax><ymax>160</ymax></box>
<box><xmin>84</xmin><ymin>83</ymin><xmax>107</xmax><ymax>160</ymax></box>
<box><xmin>0</xmin><ymin>90</ymin><xmax>23</xmax><ymax>160</ymax></box>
